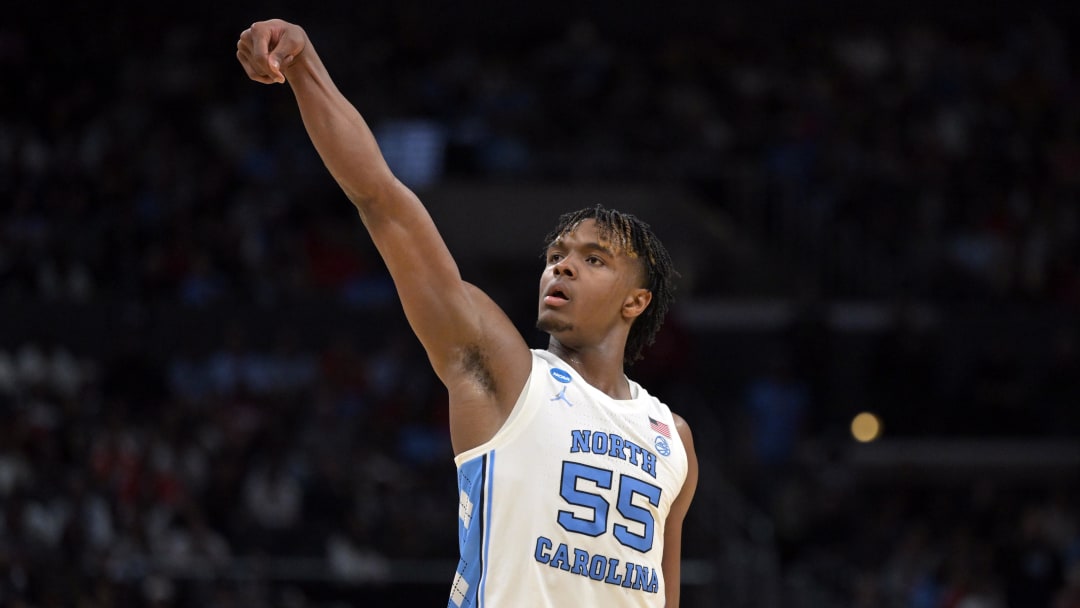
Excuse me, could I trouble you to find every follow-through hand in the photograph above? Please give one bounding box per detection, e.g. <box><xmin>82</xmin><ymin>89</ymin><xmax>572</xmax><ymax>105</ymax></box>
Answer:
<box><xmin>236</xmin><ymin>19</ymin><xmax>308</xmax><ymax>85</ymax></box>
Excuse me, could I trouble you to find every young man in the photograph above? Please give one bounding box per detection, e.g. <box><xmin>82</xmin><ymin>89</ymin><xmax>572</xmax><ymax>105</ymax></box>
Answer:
<box><xmin>236</xmin><ymin>19</ymin><xmax>698</xmax><ymax>607</ymax></box>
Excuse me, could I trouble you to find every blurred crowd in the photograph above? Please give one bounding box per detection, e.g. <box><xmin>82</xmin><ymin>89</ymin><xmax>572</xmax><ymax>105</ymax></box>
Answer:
<box><xmin>3</xmin><ymin>2</ymin><xmax>1080</xmax><ymax>607</ymax></box>
<box><xmin>770</xmin><ymin>469</ymin><xmax>1080</xmax><ymax>608</ymax></box>
<box><xmin>3</xmin><ymin>5</ymin><xmax>1080</xmax><ymax>304</ymax></box>
<box><xmin>0</xmin><ymin>330</ymin><xmax>457</xmax><ymax>606</ymax></box>
<box><xmin>724</xmin><ymin>307</ymin><xmax>1080</xmax><ymax>607</ymax></box>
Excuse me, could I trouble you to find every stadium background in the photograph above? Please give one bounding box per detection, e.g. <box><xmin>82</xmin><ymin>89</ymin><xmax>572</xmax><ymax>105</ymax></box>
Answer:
<box><xmin>2</xmin><ymin>1</ymin><xmax>1079</xmax><ymax>606</ymax></box>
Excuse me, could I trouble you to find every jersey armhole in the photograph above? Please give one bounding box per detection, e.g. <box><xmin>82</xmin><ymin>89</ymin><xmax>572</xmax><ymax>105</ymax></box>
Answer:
<box><xmin>454</xmin><ymin>351</ymin><xmax>543</xmax><ymax>465</ymax></box>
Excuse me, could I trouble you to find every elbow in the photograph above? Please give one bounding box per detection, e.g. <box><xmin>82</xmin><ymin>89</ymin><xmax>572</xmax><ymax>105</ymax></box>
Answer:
<box><xmin>341</xmin><ymin>169</ymin><xmax>399</xmax><ymax>214</ymax></box>
<box><xmin>346</xmin><ymin>175</ymin><xmax>415</xmax><ymax>228</ymax></box>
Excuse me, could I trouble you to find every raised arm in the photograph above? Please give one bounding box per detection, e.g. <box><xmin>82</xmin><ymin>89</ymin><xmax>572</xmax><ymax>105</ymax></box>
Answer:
<box><xmin>236</xmin><ymin>20</ymin><xmax>531</xmax><ymax>451</ymax></box>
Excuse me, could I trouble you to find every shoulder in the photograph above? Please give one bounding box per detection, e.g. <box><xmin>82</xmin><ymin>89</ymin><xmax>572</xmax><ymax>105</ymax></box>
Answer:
<box><xmin>670</xmin><ymin>412</ymin><xmax>698</xmax><ymax>507</ymax></box>
<box><xmin>671</xmin><ymin>413</ymin><xmax>695</xmax><ymax>450</ymax></box>
<box><xmin>635</xmin><ymin>384</ymin><xmax>695</xmax><ymax>470</ymax></box>
<box><xmin>631</xmin><ymin>380</ymin><xmax>685</xmax><ymax>431</ymax></box>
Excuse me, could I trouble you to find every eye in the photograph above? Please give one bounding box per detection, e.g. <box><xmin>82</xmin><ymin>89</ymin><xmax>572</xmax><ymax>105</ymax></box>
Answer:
<box><xmin>547</xmin><ymin>253</ymin><xmax>563</xmax><ymax>264</ymax></box>
<box><xmin>586</xmin><ymin>256</ymin><xmax>604</xmax><ymax>266</ymax></box>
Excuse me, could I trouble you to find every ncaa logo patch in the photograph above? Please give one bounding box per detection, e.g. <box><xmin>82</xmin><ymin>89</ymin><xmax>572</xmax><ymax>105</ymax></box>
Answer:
<box><xmin>654</xmin><ymin>436</ymin><xmax>671</xmax><ymax>457</ymax></box>
<box><xmin>550</xmin><ymin>368</ymin><xmax>572</xmax><ymax>383</ymax></box>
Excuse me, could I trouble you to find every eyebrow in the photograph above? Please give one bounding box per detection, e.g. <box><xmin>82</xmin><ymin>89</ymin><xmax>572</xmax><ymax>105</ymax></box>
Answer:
<box><xmin>581</xmin><ymin>241</ymin><xmax>615</xmax><ymax>257</ymax></box>
<box><xmin>549</xmin><ymin>239</ymin><xmax>616</xmax><ymax>257</ymax></box>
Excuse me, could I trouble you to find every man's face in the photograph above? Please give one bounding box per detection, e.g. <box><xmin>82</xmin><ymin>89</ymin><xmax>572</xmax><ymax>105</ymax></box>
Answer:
<box><xmin>537</xmin><ymin>219</ymin><xmax>647</xmax><ymax>346</ymax></box>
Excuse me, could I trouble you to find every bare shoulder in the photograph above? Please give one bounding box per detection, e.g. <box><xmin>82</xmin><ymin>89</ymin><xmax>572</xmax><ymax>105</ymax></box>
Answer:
<box><xmin>672</xmin><ymin>413</ymin><xmax>695</xmax><ymax>445</ymax></box>
<box><xmin>441</xmin><ymin>282</ymin><xmax>534</xmax><ymax>454</ymax></box>
<box><xmin>671</xmin><ymin>412</ymin><xmax>698</xmax><ymax>497</ymax></box>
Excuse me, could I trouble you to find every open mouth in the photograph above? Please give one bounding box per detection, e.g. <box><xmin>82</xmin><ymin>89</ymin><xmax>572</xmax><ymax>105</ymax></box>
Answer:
<box><xmin>544</xmin><ymin>287</ymin><xmax>570</xmax><ymax>306</ymax></box>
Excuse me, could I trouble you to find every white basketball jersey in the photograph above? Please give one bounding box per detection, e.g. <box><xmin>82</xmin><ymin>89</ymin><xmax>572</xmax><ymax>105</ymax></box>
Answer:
<box><xmin>448</xmin><ymin>349</ymin><xmax>689</xmax><ymax>608</ymax></box>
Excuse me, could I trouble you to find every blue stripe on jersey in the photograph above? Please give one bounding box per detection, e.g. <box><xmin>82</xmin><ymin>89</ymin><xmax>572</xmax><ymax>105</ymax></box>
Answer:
<box><xmin>450</xmin><ymin>453</ymin><xmax>489</xmax><ymax>608</ymax></box>
<box><xmin>479</xmin><ymin>451</ymin><xmax>495</xmax><ymax>606</ymax></box>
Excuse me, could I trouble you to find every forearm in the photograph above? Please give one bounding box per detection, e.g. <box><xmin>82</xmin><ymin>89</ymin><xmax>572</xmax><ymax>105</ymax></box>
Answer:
<box><xmin>281</xmin><ymin>47</ymin><xmax>397</xmax><ymax>215</ymax></box>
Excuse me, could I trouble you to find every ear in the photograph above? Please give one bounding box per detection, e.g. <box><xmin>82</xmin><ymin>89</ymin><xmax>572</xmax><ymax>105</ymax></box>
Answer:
<box><xmin>622</xmin><ymin>288</ymin><xmax>653</xmax><ymax>321</ymax></box>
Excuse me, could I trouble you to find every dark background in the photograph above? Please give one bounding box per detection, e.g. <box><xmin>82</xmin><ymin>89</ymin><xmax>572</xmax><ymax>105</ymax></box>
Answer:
<box><xmin>2</xmin><ymin>1</ymin><xmax>1079</xmax><ymax>606</ymax></box>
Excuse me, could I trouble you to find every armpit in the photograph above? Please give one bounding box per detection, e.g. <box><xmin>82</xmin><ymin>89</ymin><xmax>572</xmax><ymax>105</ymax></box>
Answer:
<box><xmin>462</xmin><ymin>344</ymin><xmax>497</xmax><ymax>395</ymax></box>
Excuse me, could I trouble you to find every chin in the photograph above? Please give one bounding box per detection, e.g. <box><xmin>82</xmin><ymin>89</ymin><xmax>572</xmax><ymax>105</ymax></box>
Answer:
<box><xmin>536</xmin><ymin>314</ymin><xmax>573</xmax><ymax>334</ymax></box>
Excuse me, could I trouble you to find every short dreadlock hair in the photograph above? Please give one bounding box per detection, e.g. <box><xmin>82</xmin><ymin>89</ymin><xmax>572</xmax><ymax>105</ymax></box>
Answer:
<box><xmin>542</xmin><ymin>206</ymin><xmax>678</xmax><ymax>366</ymax></box>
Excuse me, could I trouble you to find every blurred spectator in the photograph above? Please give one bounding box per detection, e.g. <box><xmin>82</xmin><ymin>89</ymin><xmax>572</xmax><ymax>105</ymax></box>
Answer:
<box><xmin>152</xmin><ymin>503</ymin><xmax>231</xmax><ymax>570</ymax></box>
<box><xmin>1003</xmin><ymin>506</ymin><xmax>1067</xmax><ymax>608</ymax></box>
<box><xmin>326</xmin><ymin>513</ymin><xmax>390</xmax><ymax>584</ymax></box>
<box><xmin>241</xmin><ymin>453</ymin><xmax>304</xmax><ymax>554</ymax></box>
<box><xmin>742</xmin><ymin>354</ymin><xmax>809</xmax><ymax>474</ymax></box>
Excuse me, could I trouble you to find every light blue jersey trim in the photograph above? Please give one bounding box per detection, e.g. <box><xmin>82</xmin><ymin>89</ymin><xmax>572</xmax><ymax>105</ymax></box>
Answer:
<box><xmin>478</xmin><ymin>450</ymin><xmax>495</xmax><ymax>606</ymax></box>
<box><xmin>450</xmin><ymin>454</ymin><xmax>489</xmax><ymax>607</ymax></box>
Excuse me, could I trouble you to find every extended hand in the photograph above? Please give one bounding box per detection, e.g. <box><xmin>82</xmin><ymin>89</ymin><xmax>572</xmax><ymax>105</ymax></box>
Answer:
<box><xmin>236</xmin><ymin>19</ymin><xmax>308</xmax><ymax>84</ymax></box>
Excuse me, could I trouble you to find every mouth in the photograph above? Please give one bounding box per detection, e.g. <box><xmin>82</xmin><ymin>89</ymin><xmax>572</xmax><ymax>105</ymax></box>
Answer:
<box><xmin>543</xmin><ymin>286</ymin><xmax>570</xmax><ymax>307</ymax></box>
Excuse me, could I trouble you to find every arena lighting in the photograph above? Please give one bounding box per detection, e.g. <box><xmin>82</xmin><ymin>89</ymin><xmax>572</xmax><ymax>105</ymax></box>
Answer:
<box><xmin>851</xmin><ymin>412</ymin><xmax>883</xmax><ymax>443</ymax></box>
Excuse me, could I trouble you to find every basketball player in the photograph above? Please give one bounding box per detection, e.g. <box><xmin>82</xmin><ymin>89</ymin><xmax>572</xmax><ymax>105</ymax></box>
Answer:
<box><xmin>236</xmin><ymin>19</ymin><xmax>698</xmax><ymax>607</ymax></box>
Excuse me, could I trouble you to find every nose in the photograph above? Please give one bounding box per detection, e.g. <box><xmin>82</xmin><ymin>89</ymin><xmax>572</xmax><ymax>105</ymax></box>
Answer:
<box><xmin>553</xmin><ymin>258</ymin><xmax>575</xmax><ymax>278</ymax></box>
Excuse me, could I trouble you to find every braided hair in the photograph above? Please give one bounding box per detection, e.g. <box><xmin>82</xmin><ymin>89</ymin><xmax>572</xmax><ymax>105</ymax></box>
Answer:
<box><xmin>542</xmin><ymin>206</ymin><xmax>678</xmax><ymax>366</ymax></box>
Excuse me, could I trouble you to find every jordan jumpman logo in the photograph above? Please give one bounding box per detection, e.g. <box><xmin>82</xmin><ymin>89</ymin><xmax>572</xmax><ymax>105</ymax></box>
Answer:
<box><xmin>550</xmin><ymin>386</ymin><xmax>574</xmax><ymax>407</ymax></box>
